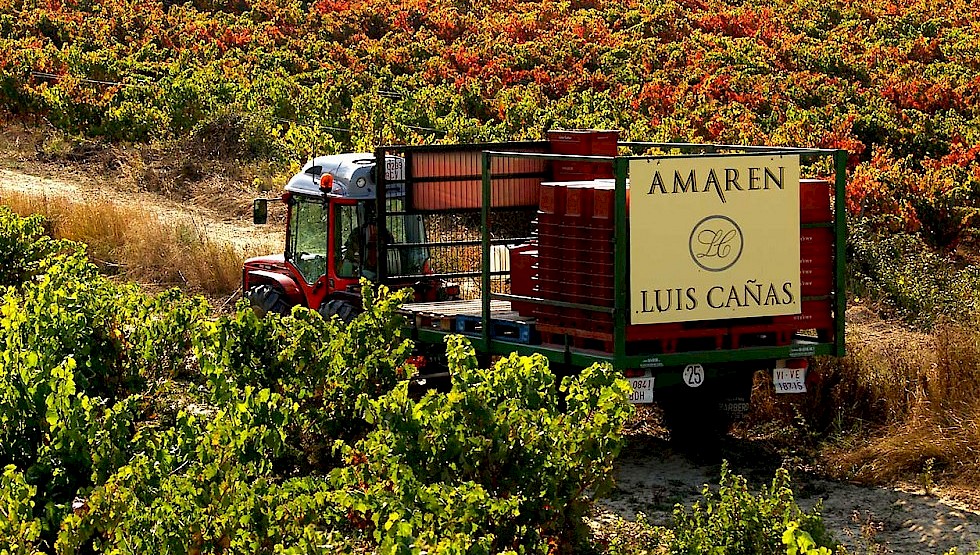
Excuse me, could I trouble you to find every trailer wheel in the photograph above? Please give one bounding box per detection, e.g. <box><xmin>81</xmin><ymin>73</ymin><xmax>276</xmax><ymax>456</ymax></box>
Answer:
<box><xmin>659</xmin><ymin>390</ymin><xmax>729</xmax><ymax>461</ymax></box>
<box><xmin>318</xmin><ymin>299</ymin><xmax>361</xmax><ymax>325</ymax></box>
<box><xmin>245</xmin><ymin>284</ymin><xmax>291</xmax><ymax>317</ymax></box>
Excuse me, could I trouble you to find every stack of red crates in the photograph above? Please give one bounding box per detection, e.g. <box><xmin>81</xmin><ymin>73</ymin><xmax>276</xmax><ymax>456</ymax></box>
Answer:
<box><xmin>512</xmin><ymin>130</ymin><xmax>620</xmax><ymax>347</ymax></box>
<box><xmin>533</xmin><ymin>181</ymin><xmax>617</xmax><ymax>333</ymax></box>
<box><xmin>547</xmin><ymin>129</ymin><xmax>617</xmax><ymax>181</ymax></box>
<box><xmin>776</xmin><ymin>178</ymin><xmax>836</xmax><ymax>340</ymax></box>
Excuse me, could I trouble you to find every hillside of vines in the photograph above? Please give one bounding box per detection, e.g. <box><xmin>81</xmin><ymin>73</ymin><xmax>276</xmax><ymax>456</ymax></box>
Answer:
<box><xmin>0</xmin><ymin>206</ymin><xmax>632</xmax><ymax>553</ymax></box>
<box><xmin>1</xmin><ymin>0</ymin><xmax>979</xmax><ymax>254</ymax></box>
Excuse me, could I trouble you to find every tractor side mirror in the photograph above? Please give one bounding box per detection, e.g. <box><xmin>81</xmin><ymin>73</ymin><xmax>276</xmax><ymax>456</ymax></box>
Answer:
<box><xmin>252</xmin><ymin>198</ymin><xmax>268</xmax><ymax>225</ymax></box>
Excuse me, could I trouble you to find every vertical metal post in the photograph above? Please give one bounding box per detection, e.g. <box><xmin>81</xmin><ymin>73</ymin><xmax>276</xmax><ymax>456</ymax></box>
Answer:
<box><xmin>404</xmin><ymin>150</ymin><xmax>415</xmax><ymax>211</ymax></box>
<box><xmin>481</xmin><ymin>152</ymin><xmax>493</xmax><ymax>349</ymax></box>
<box><xmin>613</xmin><ymin>157</ymin><xmax>629</xmax><ymax>368</ymax></box>
<box><xmin>833</xmin><ymin>150</ymin><xmax>848</xmax><ymax>357</ymax></box>
<box><xmin>375</xmin><ymin>147</ymin><xmax>387</xmax><ymax>283</ymax></box>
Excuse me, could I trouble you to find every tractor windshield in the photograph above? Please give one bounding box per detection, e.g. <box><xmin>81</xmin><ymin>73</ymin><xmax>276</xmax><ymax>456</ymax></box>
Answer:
<box><xmin>286</xmin><ymin>195</ymin><xmax>328</xmax><ymax>284</ymax></box>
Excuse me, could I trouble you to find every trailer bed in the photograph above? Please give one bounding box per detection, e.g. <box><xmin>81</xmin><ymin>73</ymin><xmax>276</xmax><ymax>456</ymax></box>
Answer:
<box><xmin>401</xmin><ymin>299</ymin><xmax>538</xmax><ymax>343</ymax></box>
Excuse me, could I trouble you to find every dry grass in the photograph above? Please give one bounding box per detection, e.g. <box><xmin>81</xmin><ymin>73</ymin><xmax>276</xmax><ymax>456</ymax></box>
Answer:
<box><xmin>0</xmin><ymin>119</ymin><xmax>289</xmax><ymax>226</ymax></box>
<box><xmin>822</xmin><ymin>322</ymin><xmax>980</xmax><ymax>486</ymax></box>
<box><xmin>2</xmin><ymin>190</ymin><xmax>244</xmax><ymax>296</ymax></box>
<box><xmin>748</xmin><ymin>305</ymin><xmax>980</xmax><ymax>488</ymax></box>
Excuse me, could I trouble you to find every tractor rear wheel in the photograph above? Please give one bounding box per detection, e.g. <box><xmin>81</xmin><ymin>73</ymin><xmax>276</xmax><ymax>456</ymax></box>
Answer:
<box><xmin>245</xmin><ymin>284</ymin><xmax>291</xmax><ymax>317</ymax></box>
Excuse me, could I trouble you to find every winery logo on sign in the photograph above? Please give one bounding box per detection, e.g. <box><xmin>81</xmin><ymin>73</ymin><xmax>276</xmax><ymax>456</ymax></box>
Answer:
<box><xmin>689</xmin><ymin>215</ymin><xmax>743</xmax><ymax>272</ymax></box>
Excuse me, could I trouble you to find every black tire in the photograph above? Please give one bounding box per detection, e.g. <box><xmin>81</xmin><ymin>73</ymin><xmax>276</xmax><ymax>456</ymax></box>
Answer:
<box><xmin>245</xmin><ymin>284</ymin><xmax>291</xmax><ymax>317</ymax></box>
<box><xmin>659</xmin><ymin>389</ymin><xmax>728</xmax><ymax>462</ymax></box>
<box><xmin>318</xmin><ymin>299</ymin><xmax>361</xmax><ymax>325</ymax></box>
<box><xmin>659</xmin><ymin>373</ymin><xmax>753</xmax><ymax>462</ymax></box>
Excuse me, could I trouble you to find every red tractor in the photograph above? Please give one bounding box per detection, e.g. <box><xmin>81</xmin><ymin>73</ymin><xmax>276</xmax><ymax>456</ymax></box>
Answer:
<box><xmin>244</xmin><ymin>151</ymin><xmax>457</xmax><ymax>322</ymax></box>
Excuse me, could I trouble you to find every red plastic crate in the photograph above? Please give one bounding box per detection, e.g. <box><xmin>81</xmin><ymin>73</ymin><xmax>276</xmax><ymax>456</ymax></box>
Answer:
<box><xmin>533</xmin><ymin>304</ymin><xmax>562</xmax><ymax>324</ymax></box>
<box><xmin>537</xmin><ymin>220</ymin><xmax>562</xmax><ymax>237</ymax></box>
<box><xmin>593</xmin><ymin>184</ymin><xmax>615</xmax><ymax>220</ymax></box>
<box><xmin>574</xmin><ymin>227</ymin><xmax>615</xmax><ymax>247</ymax></box>
<box><xmin>535</xmin><ymin>264</ymin><xmax>561</xmax><ymax>283</ymax></box>
<box><xmin>800</xmin><ymin>264</ymin><xmax>833</xmax><ymax>295</ymax></box>
<box><xmin>565</xmin><ymin>270</ymin><xmax>613</xmax><ymax>290</ymax></box>
<box><xmin>800</xmin><ymin>227</ymin><xmax>834</xmax><ymax>258</ymax></box>
<box><xmin>539</xmin><ymin>182</ymin><xmax>566</xmax><ymax>215</ymax></box>
<box><xmin>551</xmin><ymin>160</ymin><xmax>613</xmax><ymax>182</ymax></box>
<box><xmin>534</xmin><ymin>276</ymin><xmax>564</xmax><ymax>298</ymax></box>
<box><xmin>536</xmin><ymin>254</ymin><xmax>562</xmax><ymax>271</ymax></box>
<box><xmin>509</xmin><ymin>246</ymin><xmax>537</xmax><ymax>317</ymax></box>
<box><xmin>626</xmin><ymin>323</ymin><xmax>728</xmax><ymax>352</ymax></box>
<box><xmin>547</xmin><ymin>129</ymin><xmax>620</xmax><ymax>156</ymax></box>
<box><xmin>800</xmin><ymin>227</ymin><xmax>834</xmax><ymax>295</ymax></box>
<box><xmin>564</xmin><ymin>184</ymin><xmax>595</xmax><ymax>218</ymax></box>
<box><xmin>562</xmin><ymin>256</ymin><xmax>614</xmax><ymax>275</ymax></box>
<box><xmin>773</xmin><ymin>300</ymin><xmax>834</xmax><ymax>330</ymax></box>
<box><xmin>537</xmin><ymin>221</ymin><xmax>562</xmax><ymax>251</ymax></box>
<box><xmin>565</xmin><ymin>288</ymin><xmax>614</xmax><ymax>306</ymax></box>
<box><xmin>800</xmin><ymin>178</ymin><xmax>833</xmax><ymax>223</ymax></box>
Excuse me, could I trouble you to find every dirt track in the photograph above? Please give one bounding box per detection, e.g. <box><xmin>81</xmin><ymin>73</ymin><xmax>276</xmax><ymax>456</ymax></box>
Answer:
<box><xmin>0</xmin><ymin>167</ymin><xmax>280</xmax><ymax>254</ymax></box>
<box><xmin>3</xmin><ymin>165</ymin><xmax>980</xmax><ymax>554</ymax></box>
<box><xmin>598</xmin><ymin>435</ymin><xmax>980</xmax><ymax>554</ymax></box>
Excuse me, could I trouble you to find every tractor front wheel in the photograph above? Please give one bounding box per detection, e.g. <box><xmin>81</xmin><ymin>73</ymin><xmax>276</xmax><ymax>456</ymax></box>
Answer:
<box><xmin>318</xmin><ymin>299</ymin><xmax>361</xmax><ymax>325</ymax></box>
<box><xmin>245</xmin><ymin>284</ymin><xmax>291</xmax><ymax>317</ymax></box>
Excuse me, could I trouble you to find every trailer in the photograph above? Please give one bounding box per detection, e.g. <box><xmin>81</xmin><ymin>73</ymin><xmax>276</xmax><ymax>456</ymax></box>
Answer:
<box><xmin>246</xmin><ymin>131</ymin><xmax>845</xmax><ymax>424</ymax></box>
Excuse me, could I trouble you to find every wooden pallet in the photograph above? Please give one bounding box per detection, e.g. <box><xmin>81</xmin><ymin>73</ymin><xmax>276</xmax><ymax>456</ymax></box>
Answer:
<box><xmin>537</xmin><ymin>323</ymin><xmax>614</xmax><ymax>353</ymax></box>
<box><xmin>413</xmin><ymin>312</ymin><xmax>456</xmax><ymax>331</ymax></box>
<box><xmin>400</xmin><ymin>299</ymin><xmax>515</xmax><ymax>333</ymax></box>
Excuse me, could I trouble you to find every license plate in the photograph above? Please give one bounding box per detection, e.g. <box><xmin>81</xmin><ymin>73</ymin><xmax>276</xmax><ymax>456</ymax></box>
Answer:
<box><xmin>772</xmin><ymin>363</ymin><xmax>807</xmax><ymax>394</ymax></box>
<box><xmin>627</xmin><ymin>377</ymin><xmax>655</xmax><ymax>404</ymax></box>
<box><xmin>385</xmin><ymin>158</ymin><xmax>404</xmax><ymax>181</ymax></box>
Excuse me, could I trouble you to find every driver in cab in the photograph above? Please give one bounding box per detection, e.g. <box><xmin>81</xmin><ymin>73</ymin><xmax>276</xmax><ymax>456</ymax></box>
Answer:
<box><xmin>342</xmin><ymin>220</ymin><xmax>392</xmax><ymax>280</ymax></box>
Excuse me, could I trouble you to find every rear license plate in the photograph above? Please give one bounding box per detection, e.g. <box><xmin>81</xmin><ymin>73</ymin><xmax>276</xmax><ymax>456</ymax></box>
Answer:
<box><xmin>627</xmin><ymin>377</ymin><xmax>655</xmax><ymax>404</ymax></box>
<box><xmin>773</xmin><ymin>364</ymin><xmax>807</xmax><ymax>394</ymax></box>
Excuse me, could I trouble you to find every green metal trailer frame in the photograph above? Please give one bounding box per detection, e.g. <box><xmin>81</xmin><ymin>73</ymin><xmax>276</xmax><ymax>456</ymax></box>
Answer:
<box><xmin>405</xmin><ymin>143</ymin><xmax>846</xmax><ymax>384</ymax></box>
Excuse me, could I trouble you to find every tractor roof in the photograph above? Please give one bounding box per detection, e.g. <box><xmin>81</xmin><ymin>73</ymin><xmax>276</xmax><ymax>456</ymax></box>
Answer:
<box><xmin>284</xmin><ymin>153</ymin><xmax>405</xmax><ymax>199</ymax></box>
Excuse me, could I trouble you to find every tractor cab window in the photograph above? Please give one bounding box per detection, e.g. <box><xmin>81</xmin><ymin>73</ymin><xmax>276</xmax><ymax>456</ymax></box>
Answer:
<box><xmin>287</xmin><ymin>196</ymin><xmax>328</xmax><ymax>284</ymax></box>
<box><xmin>385</xmin><ymin>198</ymin><xmax>428</xmax><ymax>277</ymax></box>
<box><xmin>335</xmin><ymin>203</ymin><xmax>360</xmax><ymax>279</ymax></box>
<box><xmin>336</xmin><ymin>199</ymin><xmax>430</xmax><ymax>281</ymax></box>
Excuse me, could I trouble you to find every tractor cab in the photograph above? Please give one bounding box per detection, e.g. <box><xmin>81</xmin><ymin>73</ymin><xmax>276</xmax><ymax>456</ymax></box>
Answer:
<box><xmin>244</xmin><ymin>153</ymin><xmax>443</xmax><ymax>318</ymax></box>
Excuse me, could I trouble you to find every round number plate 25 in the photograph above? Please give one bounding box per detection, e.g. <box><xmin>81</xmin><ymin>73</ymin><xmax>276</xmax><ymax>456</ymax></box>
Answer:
<box><xmin>683</xmin><ymin>364</ymin><xmax>705</xmax><ymax>388</ymax></box>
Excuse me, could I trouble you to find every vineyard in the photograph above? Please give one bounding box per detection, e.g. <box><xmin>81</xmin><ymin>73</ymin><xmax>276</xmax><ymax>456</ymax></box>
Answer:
<box><xmin>0</xmin><ymin>206</ymin><xmax>636</xmax><ymax>552</ymax></box>
<box><xmin>4</xmin><ymin>0</ymin><xmax>980</xmax><ymax>552</ymax></box>
<box><xmin>1</xmin><ymin>0</ymin><xmax>979</xmax><ymax>250</ymax></box>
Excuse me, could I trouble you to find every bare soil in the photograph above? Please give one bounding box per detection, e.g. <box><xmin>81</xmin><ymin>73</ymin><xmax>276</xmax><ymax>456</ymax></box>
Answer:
<box><xmin>597</xmin><ymin>432</ymin><xmax>980</xmax><ymax>554</ymax></box>
<box><xmin>3</xmin><ymin>141</ymin><xmax>980</xmax><ymax>554</ymax></box>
